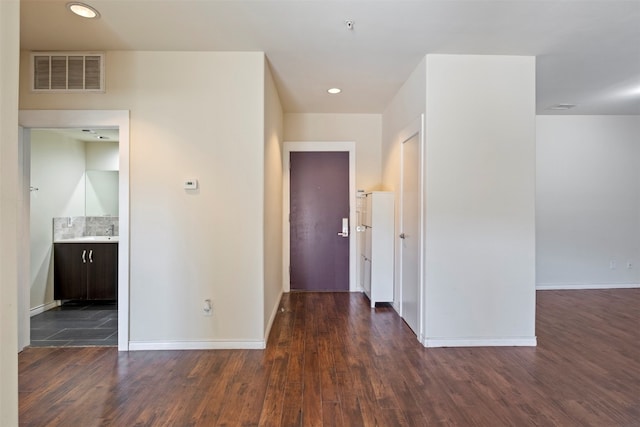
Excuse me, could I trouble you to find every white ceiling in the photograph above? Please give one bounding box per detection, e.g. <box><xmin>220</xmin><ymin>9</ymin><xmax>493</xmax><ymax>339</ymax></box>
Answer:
<box><xmin>39</xmin><ymin>128</ymin><xmax>120</xmax><ymax>143</ymax></box>
<box><xmin>20</xmin><ymin>0</ymin><xmax>640</xmax><ymax>115</ymax></box>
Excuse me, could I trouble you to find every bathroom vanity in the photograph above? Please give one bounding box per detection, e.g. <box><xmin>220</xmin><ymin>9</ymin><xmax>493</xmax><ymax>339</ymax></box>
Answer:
<box><xmin>54</xmin><ymin>237</ymin><xmax>118</xmax><ymax>301</ymax></box>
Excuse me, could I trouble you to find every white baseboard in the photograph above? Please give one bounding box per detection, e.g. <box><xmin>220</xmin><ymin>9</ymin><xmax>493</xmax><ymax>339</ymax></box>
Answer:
<box><xmin>423</xmin><ymin>336</ymin><xmax>537</xmax><ymax>348</ymax></box>
<box><xmin>30</xmin><ymin>301</ymin><xmax>59</xmax><ymax>317</ymax></box>
<box><xmin>264</xmin><ymin>289</ymin><xmax>284</xmax><ymax>341</ymax></box>
<box><xmin>536</xmin><ymin>283</ymin><xmax>640</xmax><ymax>290</ymax></box>
<box><xmin>392</xmin><ymin>302</ymin><xmax>401</xmax><ymax>314</ymax></box>
<box><xmin>128</xmin><ymin>340</ymin><xmax>266</xmax><ymax>351</ymax></box>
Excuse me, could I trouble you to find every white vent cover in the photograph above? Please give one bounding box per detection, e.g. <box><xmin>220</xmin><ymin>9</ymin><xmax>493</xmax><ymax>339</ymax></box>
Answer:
<box><xmin>31</xmin><ymin>52</ymin><xmax>105</xmax><ymax>92</ymax></box>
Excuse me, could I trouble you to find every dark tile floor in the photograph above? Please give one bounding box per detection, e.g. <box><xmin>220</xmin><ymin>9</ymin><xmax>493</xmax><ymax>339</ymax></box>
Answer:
<box><xmin>30</xmin><ymin>301</ymin><xmax>118</xmax><ymax>347</ymax></box>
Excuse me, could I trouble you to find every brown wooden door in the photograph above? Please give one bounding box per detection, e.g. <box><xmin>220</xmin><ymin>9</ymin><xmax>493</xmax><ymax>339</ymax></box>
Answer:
<box><xmin>290</xmin><ymin>151</ymin><xmax>349</xmax><ymax>291</ymax></box>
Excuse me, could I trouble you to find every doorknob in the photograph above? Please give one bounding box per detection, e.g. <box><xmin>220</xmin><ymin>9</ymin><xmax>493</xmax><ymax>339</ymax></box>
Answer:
<box><xmin>399</xmin><ymin>233</ymin><xmax>406</xmax><ymax>239</ymax></box>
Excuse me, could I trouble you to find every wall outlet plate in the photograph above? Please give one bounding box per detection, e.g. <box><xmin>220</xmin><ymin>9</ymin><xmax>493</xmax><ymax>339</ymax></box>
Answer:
<box><xmin>184</xmin><ymin>179</ymin><xmax>198</xmax><ymax>190</ymax></box>
<box><xmin>203</xmin><ymin>299</ymin><xmax>212</xmax><ymax>316</ymax></box>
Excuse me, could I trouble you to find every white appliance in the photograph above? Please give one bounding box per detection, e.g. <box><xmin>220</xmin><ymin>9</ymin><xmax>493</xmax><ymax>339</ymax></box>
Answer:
<box><xmin>359</xmin><ymin>191</ymin><xmax>394</xmax><ymax>308</ymax></box>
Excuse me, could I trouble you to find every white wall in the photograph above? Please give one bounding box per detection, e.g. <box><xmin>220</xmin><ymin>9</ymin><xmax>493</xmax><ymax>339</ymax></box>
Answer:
<box><xmin>21</xmin><ymin>51</ymin><xmax>271</xmax><ymax>347</ymax></box>
<box><xmin>29</xmin><ymin>131</ymin><xmax>85</xmax><ymax>312</ymax></box>
<box><xmin>381</xmin><ymin>57</ymin><xmax>426</xmax><ymax>308</ymax></box>
<box><xmin>381</xmin><ymin>57</ymin><xmax>426</xmax><ymax>190</ymax></box>
<box><xmin>86</xmin><ymin>140</ymin><xmax>119</xmax><ymax>170</ymax></box>
<box><xmin>423</xmin><ymin>55</ymin><xmax>536</xmax><ymax>346</ymax></box>
<box><xmin>382</xmin><ymin>54</ymin><xmax>536</xmax><ymax>347</ymax></box>
<box><xmin>0</xmin><ymin>1</ymin><xmax>20</xmax><ymax>424</ymax></box>
<box><xmin>537</xmin><ymin>115</ymin><xmax>640</xmax><ymax>288</ymax></box>
<box><xmin>284</xmin><ymin>113</ymin><xmax>382</xmax><ymax>191</ymax></box>
<box><xmin>263</xmin><ymin>63</ymin><xmax>284</xmax><ymax>336</ymax></box>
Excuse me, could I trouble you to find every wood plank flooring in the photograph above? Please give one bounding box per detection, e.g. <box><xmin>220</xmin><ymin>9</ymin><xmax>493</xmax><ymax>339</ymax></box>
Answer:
<box><xmin>19</xmin><ymin>289</ymin><xmax>640</xmax><ymax>426</ymax></box>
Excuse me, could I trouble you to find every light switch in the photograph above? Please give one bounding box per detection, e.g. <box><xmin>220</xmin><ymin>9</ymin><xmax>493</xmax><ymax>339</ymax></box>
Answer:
<box><xmin>184</xmin><ymin>179</ymin><xmax>198</xmax><ymax>190</ymax></box>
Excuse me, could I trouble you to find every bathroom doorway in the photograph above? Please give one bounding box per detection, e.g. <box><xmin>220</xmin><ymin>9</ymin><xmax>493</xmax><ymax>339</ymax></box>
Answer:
<box><xmin>18</xmin><ymin>110</ymin><xmax>130</xmax><ymax>351</ymax></box>
<box><xmin>29</xmin><ymin>128</ymin><xmax>119</xmax><ymax>347</ymax></box>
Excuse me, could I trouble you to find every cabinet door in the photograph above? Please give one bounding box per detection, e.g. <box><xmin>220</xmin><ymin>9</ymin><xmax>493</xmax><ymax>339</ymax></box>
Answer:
<box><xmin>363</xmin><ymin>194</ymin><xmax>373</xmax><ymax>227</ymax></box>
<box><xmin>363</xmin><ymin>256</ymin><xmax>372</xmax><ymax>294</ymax></box>
<box><xmin>86</xmin><ymin>243</ymin><xmax>118</xmax><ymax>300</ymax></box>
<box><xmin>364</xmin><ymin>226</ymin><xmax>372</xmax><ymax>259</ymax></box>
<box><xmin>54</xmin><ymin>244</ymin><xmax>88</xmax><ymax>300</ymax></box>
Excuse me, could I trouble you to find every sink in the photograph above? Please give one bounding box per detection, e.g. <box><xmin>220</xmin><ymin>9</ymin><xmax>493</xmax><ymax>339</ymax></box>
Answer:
<box><xmin>57</xmin><ymin>236</ymin><xmax>119</xmax><ymax>243</ymax></box>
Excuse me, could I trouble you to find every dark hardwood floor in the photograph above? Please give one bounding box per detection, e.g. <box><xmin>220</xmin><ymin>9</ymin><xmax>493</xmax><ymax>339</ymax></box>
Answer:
<box><xmin>19</xmin><ymin>289</ymin><xmax>640</xmax><ymax>426</ymax></box>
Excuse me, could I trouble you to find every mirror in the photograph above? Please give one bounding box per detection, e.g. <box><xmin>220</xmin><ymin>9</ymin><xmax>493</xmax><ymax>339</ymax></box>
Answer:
<box><xmin>30</xmin><ymin>128</ymin><xmax>119</xmax><ymax>217</ymax></box>
<box><xmin>85</xmin><ymin>170</ymin><xmax>119</xmax><ymax>216</ymax></box>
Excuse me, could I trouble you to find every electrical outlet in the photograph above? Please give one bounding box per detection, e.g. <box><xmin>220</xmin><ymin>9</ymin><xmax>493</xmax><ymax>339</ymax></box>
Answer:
<box><xmin>627</xmin><ymin>262</ymin><xmax>633</xmax><ymax>269</ymax></box>
<box><xmin>203</xmin><ymin>299</ymin><xmax>213</xmax><ymax>316</ymax></box>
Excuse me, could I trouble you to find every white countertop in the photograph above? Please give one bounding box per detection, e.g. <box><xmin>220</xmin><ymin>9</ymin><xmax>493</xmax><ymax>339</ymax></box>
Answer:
<box><xmin>55</xmin><ymin>236</ymin><xmax>119</xmax><ymax>243</ymax></box>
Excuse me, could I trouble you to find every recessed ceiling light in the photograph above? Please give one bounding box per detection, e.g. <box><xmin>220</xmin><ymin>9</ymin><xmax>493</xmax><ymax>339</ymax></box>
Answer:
<box><xmin>547</xmin><ymin>104</ymin><xmax>577</xmax><ymax>110</ymax></box>
<box><xmin>67</xmin><ymin>2</ymin><xmax>100</xmax><ymax>19</ymax></box>
<box><xmin>328</xmin><ymin>88</ymin><xmax>341</xmax><ymax>94</ymax></box>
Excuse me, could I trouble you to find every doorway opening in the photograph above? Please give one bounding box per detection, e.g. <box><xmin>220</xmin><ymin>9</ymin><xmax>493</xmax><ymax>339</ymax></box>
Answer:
<box><xmin>283</xmin><ymin>142</ymin><xmax>356</xmax><ymax>293</ymax></box>
<box><xmin>29</xmin><ymin>128</ymin><xmax>119</xmax><ymax>347</ymax></box>
<box><xmin>19</xmin><ymin>110</ymin><xmax>130</xmax><ymax>351</ymax></box>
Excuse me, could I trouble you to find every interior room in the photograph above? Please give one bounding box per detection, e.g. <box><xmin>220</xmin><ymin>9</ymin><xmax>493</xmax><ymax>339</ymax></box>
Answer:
<box><xmin>1</xmin><ymin>0</ymin><xmax>638</xmax><ymax>425</ymax></box>
<box><xmin>29</xmin><ymin>128</ymin><xmax>119</xmax><ymax>346</ymax></box>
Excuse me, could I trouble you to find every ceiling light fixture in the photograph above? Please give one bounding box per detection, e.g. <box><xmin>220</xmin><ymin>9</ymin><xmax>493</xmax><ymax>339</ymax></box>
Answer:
<box><xmin>328</xmin><ymin>88</ymin><xmax>342</xmax><ymax>94</ymax></box>
<box><xmin>67</xmin><ymin>2</ymin><xmax>100</xmax><ymax>19</ymax></box>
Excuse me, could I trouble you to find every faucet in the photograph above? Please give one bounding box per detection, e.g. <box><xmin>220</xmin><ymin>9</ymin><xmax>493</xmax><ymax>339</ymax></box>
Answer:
<box><xmin>106</xmin><ymin>224</ymin><xmax>115</xmax><ymax>236</ymax></box>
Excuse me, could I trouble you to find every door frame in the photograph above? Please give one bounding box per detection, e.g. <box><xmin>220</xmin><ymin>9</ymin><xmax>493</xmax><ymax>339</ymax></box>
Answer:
<box><xmin>398</xmin><ymin>115</ymin><xmax>425</xmax><ymax>342</ymax></box>
<box><xmin>18</xmin><ymin>110</ymin><xmax>130</xmax><ymax>351</ymax></box>
<box><xmin>283</xmin><ymin>141</ymin><xmax>356</xmax><ymax>292</ymax></box>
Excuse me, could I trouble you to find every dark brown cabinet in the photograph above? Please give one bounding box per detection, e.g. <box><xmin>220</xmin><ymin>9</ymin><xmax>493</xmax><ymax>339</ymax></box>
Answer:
<box><xmin>54</xmin><ymin>243</ymin><xmax>118</xmax><ymax>300</ymax></box>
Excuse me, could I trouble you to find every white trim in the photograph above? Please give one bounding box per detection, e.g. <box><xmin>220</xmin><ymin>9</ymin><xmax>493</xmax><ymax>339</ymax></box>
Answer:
<box><xmin>18</xmin><ymin>127</ymin><xmax>30</xmax><ymax>351</ymax></box>
<box><xmin>129</xmin><ymin>340</ymin><xmax>266</xmax><ymax>351</ymax></box>
<box><xmin>397</xmin><ymin>115</ymin><xmax>425</xmax><ymax>342</ymax></box>
<box><xmin>264</xmin><ymin>289</ymin><xmax>284</xmax><ymax>339</ymax></box>
<box><xmin>19</xmin><ymin>110</ymin><xmax>131</xmax><ymax>351</ymax></box>
<box><xmin>424</xmin><ymin>336</ymin><xmax>538</xmax><ymax>348</ymax></box>
<box><xmin>537</xmin><ymin>283</ymin><xmax>640</xmax><ymax>290</ymax></box>
<box><xmin>282</xmin><ymin>141</ymin><xmax>357</xmax><ymax>292</ymax></box>
<box><xmin>29</xmin><ymin>301</ymin><xmax>58</xmax><ymax>317</ymax></box>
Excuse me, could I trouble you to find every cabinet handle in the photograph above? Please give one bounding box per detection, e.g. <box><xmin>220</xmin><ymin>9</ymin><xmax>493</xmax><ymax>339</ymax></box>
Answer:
<box><xmin>82</xmin><ymin>250</ymin><xmax>87</xmax><ymax>263</ymax></box>
<box><xmin>89</xmin><ymin>250</ymin><xmax>93</xmax><ymax>263</ymax></box>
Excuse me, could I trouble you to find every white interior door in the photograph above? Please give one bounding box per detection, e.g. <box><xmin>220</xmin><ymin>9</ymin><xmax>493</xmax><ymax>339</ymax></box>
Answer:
<box><xmin>401</xmin><ymin>132</ymin><xmax>420</xmax><ymax>335</ymax></box>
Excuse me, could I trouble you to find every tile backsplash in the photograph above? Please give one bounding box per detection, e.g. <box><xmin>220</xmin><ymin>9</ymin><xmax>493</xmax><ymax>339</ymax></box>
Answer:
<box><xmin>53</xmin><ymin>217</ymin><xmax>119</xmax><ymax>242</ymax></box>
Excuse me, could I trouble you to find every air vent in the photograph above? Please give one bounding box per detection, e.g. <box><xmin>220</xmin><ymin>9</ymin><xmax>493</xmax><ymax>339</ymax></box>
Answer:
<box><xmin>31</xmin><ymin>52</ymin><xmax>105</xmax><ymax>92</ymax></box>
